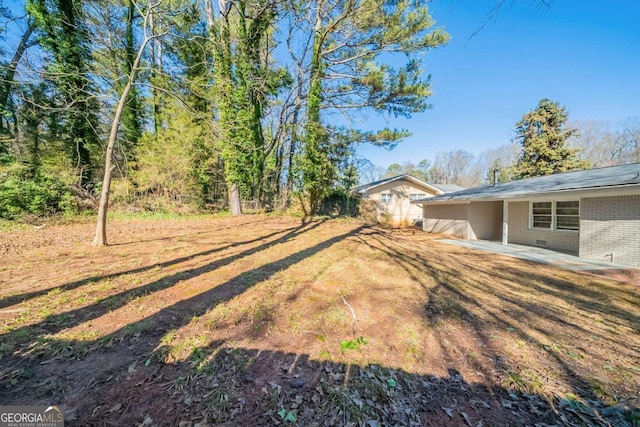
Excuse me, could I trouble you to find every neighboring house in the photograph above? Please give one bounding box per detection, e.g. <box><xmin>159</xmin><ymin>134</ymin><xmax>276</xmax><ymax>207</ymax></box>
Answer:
<box><xmin>413</xmin><ymin>163</ymin><xmax>640</xmax><ymax>267</ymax></box>
<box><xmin>354</xmin><ymin>174</ymin><xmax>465</xmax><ymax>225</ymax></box>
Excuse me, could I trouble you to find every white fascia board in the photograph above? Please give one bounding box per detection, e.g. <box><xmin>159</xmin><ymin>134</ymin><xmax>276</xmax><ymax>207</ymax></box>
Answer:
<box><xmin>419</xmin><ymin>183</ymin><xmax>640</xmax><ymax>205</ymax></box>
<box><xmin>504</xmin><ymin>184</ymin><xmax>640</xmax><ymax>202</ymax></box>
<box><xmin>414</xmin><ymin>199</ymin><xmax>472</xmax><ymax>205</ymax></box>
<box><xmin>366</xmin><ymin>175</ymin><xmax>444</xmax><ymax>195</ymax></box>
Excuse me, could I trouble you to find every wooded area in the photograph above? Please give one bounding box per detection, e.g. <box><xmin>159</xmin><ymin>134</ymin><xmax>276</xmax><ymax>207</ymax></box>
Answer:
<box><xmin>1</xmin><ymin>1</ymin><xmax>639</xmax><ymax>240</ymax></box>
<box><xmin>0</xmin><ymin>0</ymin><xmax>448</xmax><ymax>231</ymax></box>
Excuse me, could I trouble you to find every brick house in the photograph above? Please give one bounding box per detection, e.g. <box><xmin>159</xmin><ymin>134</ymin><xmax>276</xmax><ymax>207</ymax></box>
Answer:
<box><xmin>353</xmin><ymin>174</ymin><xmax>464</xmax><ymax>225</ymax></box>
<box><xmin>413</xmin><ymin>163</ymin><xmax>640</xmax><ymax>267</ymax></box>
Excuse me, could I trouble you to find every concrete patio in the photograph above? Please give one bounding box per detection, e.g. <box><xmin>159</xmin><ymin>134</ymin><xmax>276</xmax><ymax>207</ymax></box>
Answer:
<box><xmin>438</xmin><ymin>239</ymin><xmax>640</xmax><ymax>284</ymax></box>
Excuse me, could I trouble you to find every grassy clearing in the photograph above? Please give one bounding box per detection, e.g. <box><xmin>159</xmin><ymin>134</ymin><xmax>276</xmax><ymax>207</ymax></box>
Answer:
<box><xmin>0</xmin><ymin>215</ymin><xmax>638</xmax><ymax>425</ymax></box>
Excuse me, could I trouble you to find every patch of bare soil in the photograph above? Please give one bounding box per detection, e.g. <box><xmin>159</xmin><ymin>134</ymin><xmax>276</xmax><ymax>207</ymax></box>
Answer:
<box><xmin>0</xmin><ymin>215</ymin><xmax>638</xmax><ymax>426</ymax></box>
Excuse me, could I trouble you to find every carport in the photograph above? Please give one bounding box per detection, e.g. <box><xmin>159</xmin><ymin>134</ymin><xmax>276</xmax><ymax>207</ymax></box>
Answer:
<box><xmin>421</xmin><ymin>200</ymin><xmax>503</xmax><ymax>241</ymax></box>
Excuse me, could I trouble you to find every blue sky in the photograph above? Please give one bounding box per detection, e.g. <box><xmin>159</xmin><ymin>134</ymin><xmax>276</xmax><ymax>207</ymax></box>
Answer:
<box><xmin>357</xmin><ymin>0</ymin><xmax>640</xmax><ymax>168</ymax></box>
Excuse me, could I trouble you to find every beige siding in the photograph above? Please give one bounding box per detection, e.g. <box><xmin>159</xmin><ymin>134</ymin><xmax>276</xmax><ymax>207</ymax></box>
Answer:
<box><xmin>365</xmin><ymin>179</ymin><xmax>439</xmax><ymax>225</ymax></box>
<box><xmin>580</xmin><ymin>195</ymin><xmax>640</xmax><ymax>267</ymax></box>
<box><xmin>423</xmin><ymin>201</ymin><xmax>502</xmax><ymax>240</ymax></box>
<box><xmin>468</xmin><ymin>201</ymin><xmax>503</xmax><ymax>240</ymax></box>
<box><xmin>507</xmin><ymin>201</ymin><xmax>579</xmax><ymax>254</ymax></box>
<box><xmin>423</xmin><ymin>204</ymin><xmax>470</xmax><ymax>238</ymax></box>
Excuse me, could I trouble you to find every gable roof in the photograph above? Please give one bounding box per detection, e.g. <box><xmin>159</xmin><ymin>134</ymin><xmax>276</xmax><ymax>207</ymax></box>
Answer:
<box><xmin>414</xmin><ymin>163</ymin><xmax>640</xmax><ymax>204</ymax></box>
<box><xmin>353</xmin><ymin>174</ymin><xmax>446</xmax><ymax>195</ymax></box>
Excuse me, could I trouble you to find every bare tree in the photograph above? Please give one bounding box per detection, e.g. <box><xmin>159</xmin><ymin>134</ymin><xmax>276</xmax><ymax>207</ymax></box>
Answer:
<box><xmin>92</xmin><ymin>0</ymin><xmax>165</xmax><ymax>247</ymax></box>
<box><xmin>618</xmin><ymin>117</ymin><xmax>640</xmax><ymax>163</ymax></box>
<box><xmin>469</xmin><ymin>143</ymin><xmax>520</xmax><ymax>185</ymax></box>
<box><xmin>357</xmin><ymin>159</ymin><xmax>385</xmax><ymax>184</ymax></box>
<box><xmin>568</xmin><ymin>117</ymin><xmax>640</xmax><ymax>167</ymax></box>
<box><xmin>430</xmin><ymin>149</ymin><xmax>474</xmax><ymax>185</ymax></box>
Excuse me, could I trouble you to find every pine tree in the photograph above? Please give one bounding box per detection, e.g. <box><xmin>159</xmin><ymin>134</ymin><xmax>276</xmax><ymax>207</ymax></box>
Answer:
<box><xmin>513</xmin><ymin>98</ymin><xmax>590</xmax><ymax>179</ymax></box>
<box><xmin>294</xmin><ymin>0</ymin><xmax>449</xmax><ymax>213</ymax></box>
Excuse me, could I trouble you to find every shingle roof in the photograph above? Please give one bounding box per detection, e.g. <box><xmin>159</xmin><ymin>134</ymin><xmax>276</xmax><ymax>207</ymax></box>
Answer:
<box><xmin>353</xmin><ymin>174</ymin><xmax>446</xmax><ymax>195</ymax></box>
<box><xmin>430</xmin><ymin>184</ymin><xmax>467</xmax><ymax>193</ymax></box>
<box><xmin>352</xmin><ymin>174</ymin><xmax>412</xmax><ymax>193</ymax></box>
<box><xmin>414</xmin><ymin>163</ymin><xmax>640</xmax><ymax>204</ymax></box>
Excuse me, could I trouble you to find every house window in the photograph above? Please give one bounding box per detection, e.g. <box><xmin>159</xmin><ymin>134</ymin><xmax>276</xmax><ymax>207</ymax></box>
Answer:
<box><xmin>381</xmin><ymin>193</ymin><xmax>393</xmax><ymax>204</ymax></box>
<box><xmin>556</xmin><ymin>201</ymin><xmax>580</xmax><ymax>230</ymax></box>
<box><xmin>410</xmin><ymin>193</ymin><xmax>426</xmax><ymax>201</ymax></box>
<box><xmin>531</xmin><ymin>202</ymin><xmax>552</xmax><ymax>229</ymax></box>
<box><xmin>530</xmin><ymin>201</ymin><xmax>579</xmax><ymax>231</ymax></box>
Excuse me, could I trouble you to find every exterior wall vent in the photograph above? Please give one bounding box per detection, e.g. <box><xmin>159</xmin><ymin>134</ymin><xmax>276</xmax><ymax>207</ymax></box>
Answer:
<box><xmin>536</xmin><ymin>240</ymin><xmax>548</xmax><ymax>246</ymax></box>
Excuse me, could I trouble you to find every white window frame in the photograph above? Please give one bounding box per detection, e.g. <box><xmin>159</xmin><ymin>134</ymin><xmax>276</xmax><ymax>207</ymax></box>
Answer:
<box><xmin>409</xmin><ymin>193</ymin><xmax>426</xmax><ymax>202</ymax></box>
<box><xmin>529</xmin><ymin>200</ymin><xmax>580</xmax><ymax>232</ymax></box>
<box><xmin>531</xmin><ymin>201</ymin><xmax>553</xmax><ymax>230</ymax></box>
<box><xmin>555</xmin><ymin>201</ymin><xmax>580</xmax><ymax>231</ymax></box>
<box><xmin>381</xmin><ymin>193</ymin><xmax>393</xmax><ymax>204</ymax></box>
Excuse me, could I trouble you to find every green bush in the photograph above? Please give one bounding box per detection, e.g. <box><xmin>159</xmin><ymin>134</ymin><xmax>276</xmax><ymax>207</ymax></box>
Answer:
<box><xmin>0</xmin><ymin>163</ymin><xmax>75</xmax><ymax>219</ymax></box>
<box><xmin>317</xmin><ymin>190</ymin><xmax>359</xmax><ymax>217</ymax></box>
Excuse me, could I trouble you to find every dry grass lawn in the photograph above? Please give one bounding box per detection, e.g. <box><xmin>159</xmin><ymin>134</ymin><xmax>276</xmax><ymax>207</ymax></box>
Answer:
<box><xmin>0</xmin><ymin>214</ymin><xmax>638</xmax><ymax>426</ymax></box>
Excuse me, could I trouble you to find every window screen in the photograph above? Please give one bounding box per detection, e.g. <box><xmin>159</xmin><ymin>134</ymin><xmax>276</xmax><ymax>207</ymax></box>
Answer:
<box><xmin>532</xmin><ymin>202</ymin><xmax>552</xmax><ymax>229</ymax></box>
<box><xmin>556</xmin><ymin>201</ymin><xmax>579</xmax><ymax>230</ymax></box>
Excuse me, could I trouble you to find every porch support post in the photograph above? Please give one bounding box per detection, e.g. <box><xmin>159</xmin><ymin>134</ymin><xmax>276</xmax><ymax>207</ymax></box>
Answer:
<box><xmin>502</xmin><ymin>200</ymin><xmax>508</xmax><ymax>245</ymax></box>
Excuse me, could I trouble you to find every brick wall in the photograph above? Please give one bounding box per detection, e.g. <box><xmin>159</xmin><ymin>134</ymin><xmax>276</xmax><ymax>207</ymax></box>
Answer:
<box><xmin>507</xmin><ymin>201</ymin><xmax>580</xmax><ymax>254</ymax></box>
<box><xmin>580</xmin><ymin>195</ymin><xmax>640</xmax><ymax>267</ymax></box>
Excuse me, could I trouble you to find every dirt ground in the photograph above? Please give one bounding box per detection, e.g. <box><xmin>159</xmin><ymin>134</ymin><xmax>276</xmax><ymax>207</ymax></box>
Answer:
<box><xmin>0</xmin><ymin>214</ymin><xmax>638</xmax><ymax>426</ymax></box>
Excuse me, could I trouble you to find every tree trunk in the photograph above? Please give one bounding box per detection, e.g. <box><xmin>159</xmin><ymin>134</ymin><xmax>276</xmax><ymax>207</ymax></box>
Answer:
<box><xmin>204</xmin><ymin>0</ymin><xmax>215</xmax><ymax>29</ymax></box>
<box><xmin>301</xmin><ymin>5</ymin><xmax>326</xmax><ymax>215</ymax></box>
<box><xmin>285</xmin><ymin>102</ymin><xmax>301</xmax><ymax>202</ymax></box>
<box><xmin>121</xmin><ymin>0</ymin><xmax>142</xmax><ymax>151</ymax></box>
<box><xmin>229</xmin><ymin>183</ymin><xmax>243</xmax><ymax>216</ymax></box>
<box><xmin>92</xmin><ymin>15</ymin><xmax>159</xmax><ymax>246</ymax></box>
<box><xmin>0</xmin><ymin>21</ymin><xmax>34</xmax><ymax>132</ymax></box>
<box><xmin>149</xmin><ymin>10</ymin><xmax>163</xmax><ymax>137</ymax></box>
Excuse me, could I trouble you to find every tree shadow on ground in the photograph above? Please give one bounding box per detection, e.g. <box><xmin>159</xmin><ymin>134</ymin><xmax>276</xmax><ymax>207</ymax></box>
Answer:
<box><xmin>106</xmin><ymin>216</ymin><xmax>267</xmax><ymax>247</ymax></box>
<box><xmin>0</xmin><ymin>220</ymin><xmax>331</xmax><ymax>349</ymax></box>
<box><xmin>0</xmin><ymin>223</ymin><xmax>365</xmax><ymax>410</ymax></box>
<box><xmin>1</xmin><ymin>224</ymin><xmax>638</xmax><ymax>426</ymax></box>
<box><xmin>353</xmin><ymin>229</ymin><xmax>640</xmax><ymax>426</ymax></box>
<box><xmin>0</xmin><ymin>222</ymin><xmax>299</xmax><ymax>311</ymax></box>
<box><xmin>49</xmin><ymin>344</ymin><xmax>640</xmax><ymax>426</ymax></box>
